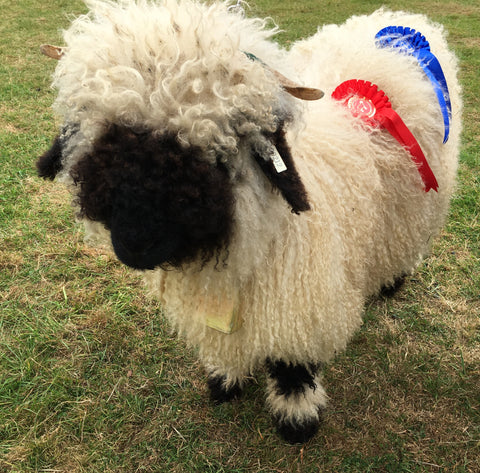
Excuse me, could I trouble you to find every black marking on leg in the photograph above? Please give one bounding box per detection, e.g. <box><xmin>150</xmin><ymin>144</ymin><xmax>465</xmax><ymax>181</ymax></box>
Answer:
<box><xmin>207</xmin><ymin>374</ymin><xmax>243</xmax><ymax>404</ymax></box>
<box><xmin>266</xmin><ymin>359</ymin><xmax>319</xmax><ymax>397</ymax></box>
<box><xmin>274</xmin><ymin>415</ymin><xmax>320</xmax><ymax>444</ymax></box>
<box><xmin>380</xmin><ymin>275</ymin><xmax>407</xmax><ymax>298</ymax></box>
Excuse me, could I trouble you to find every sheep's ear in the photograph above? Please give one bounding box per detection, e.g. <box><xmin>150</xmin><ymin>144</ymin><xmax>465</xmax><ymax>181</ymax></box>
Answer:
<box><xmin>253</xmin><ymin>128</ymin><xmax>311</xmax><ymax>214</ymax></box>
<box><xmin>37</xmin><ymin>135</ymin><xmax>63</xmax><ymax>180</ymax></box>
<box><xmin>269</xmin><ymin>68</ymin><xmax>324</xmax><ymax>101</ymax></box>
<box><xmin>40</xmin><ymin>44</ymin><xmax>65</xmax><ymax>60</ymax></box>
<box><xmin>243</xmin><ymin>52</ymin><xmax>323</xmax><ymax>101</ymax></box>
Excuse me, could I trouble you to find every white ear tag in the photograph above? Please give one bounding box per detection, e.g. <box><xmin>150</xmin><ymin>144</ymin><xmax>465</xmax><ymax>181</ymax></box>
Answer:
<box><xmin>268</xmin><ymin>145</ymin><xmax>287</xmax><ymax>173</ymax></box>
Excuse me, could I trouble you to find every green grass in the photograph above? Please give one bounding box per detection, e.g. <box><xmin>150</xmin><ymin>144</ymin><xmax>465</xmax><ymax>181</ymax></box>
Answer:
<box><xmin>1</xmin><ymin>0</ymin><xmax>479</xmax><ymax>471</ymax></box>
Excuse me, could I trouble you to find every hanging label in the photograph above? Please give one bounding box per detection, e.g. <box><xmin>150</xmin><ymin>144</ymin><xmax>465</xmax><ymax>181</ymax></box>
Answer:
<box><xmin>198</xmin><ymin>293</ymin><xmax>243</xmax><ymax>334</ymax></box>
<box><xmin>268</xmin><ymin>145</ymin><xmax>287</xmax><ymax>173</ymax></box>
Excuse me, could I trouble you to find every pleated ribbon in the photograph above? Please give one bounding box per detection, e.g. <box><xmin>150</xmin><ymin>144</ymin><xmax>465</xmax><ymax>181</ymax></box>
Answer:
<box><xmin>332</xmin><ymin>79</ymin><xmax>438</xmax><ymax>192</ymax></box>
<box><xmin>375</xmin><ymin>26</ymin><xmax>451</xmax><ymax>143</ymax></box>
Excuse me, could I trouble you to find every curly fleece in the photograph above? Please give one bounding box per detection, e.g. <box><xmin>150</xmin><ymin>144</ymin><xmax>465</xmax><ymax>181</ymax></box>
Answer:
<box><xmin>44</xmin><ymin>2</ymin><xmax>461</xmax><ymax>386</ymax></box>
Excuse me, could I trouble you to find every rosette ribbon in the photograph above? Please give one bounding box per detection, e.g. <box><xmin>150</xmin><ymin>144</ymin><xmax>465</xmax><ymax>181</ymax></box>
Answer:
<box><xmin>375</xmin><ymin>26</ymin><xmax>451</xmax><ymax>143</ymax></box>
<box><xmin>332</xmin><ymin>79</ymin><xmax>438</xmax><ymax>192</ymax></box>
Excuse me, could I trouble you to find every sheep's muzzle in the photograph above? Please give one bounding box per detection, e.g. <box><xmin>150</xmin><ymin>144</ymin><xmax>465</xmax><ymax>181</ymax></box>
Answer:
<box><xmin>71</xmin><ymin>125</ymin><xmax>235</xmax><ymax>270</ymax></box>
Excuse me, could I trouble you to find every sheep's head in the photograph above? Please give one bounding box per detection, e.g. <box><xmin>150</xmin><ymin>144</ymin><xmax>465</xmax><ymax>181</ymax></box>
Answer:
<box><xmin>37</xmin><ymin>0</ymin><xmax>321</xmax><ymax>270</ymax></box>
<box><xmin>37</xmin><ymin>120</ymin><xmax>310</xmax><ymax>270</ymax></box>
<box><xmin>77</xmin><ymin>125</ymin><xmax>234</xmax><ymax>269</ymax></box>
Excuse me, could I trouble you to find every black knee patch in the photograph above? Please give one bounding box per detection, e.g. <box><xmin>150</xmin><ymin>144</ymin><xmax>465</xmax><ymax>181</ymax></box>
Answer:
<box><xmin>207</xmin><ymin>374</ymin><xmax>243</xmax><ymax>404</ymax></box>
<box><xmin>266</xmin><ymin>359</ymin><xmax>318</xmax><ymax>397</ymax></box>
<box><xmin>380</xmin><ymin>275</ymin><xmax>407</xmax><ymax>298</ymax></box>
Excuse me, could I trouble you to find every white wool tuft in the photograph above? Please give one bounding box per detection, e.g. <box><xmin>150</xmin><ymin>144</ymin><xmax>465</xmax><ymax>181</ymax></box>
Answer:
<box><xmin>53</xmin><ymin>0</ymin><xmax>297</xmax><ymax>172</ymax></box>
<box><xmin>266</xmin><ymin>374</ymin><xmax>328</xmax><ymax>423</ymax></box>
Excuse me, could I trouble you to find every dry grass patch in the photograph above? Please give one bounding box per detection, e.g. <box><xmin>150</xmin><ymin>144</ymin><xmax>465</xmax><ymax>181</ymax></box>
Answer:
<box><xmin>25</xmin><ymin>177</ymin><xmax>71</xmax><ymax>207</ymax></box>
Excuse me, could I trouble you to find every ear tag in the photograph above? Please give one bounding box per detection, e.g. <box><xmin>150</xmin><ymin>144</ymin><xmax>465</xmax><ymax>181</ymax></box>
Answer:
<box><xmin>268</xmin><ymin>145</ymin><xmax>287</xmax><ymax>173</ymax></box>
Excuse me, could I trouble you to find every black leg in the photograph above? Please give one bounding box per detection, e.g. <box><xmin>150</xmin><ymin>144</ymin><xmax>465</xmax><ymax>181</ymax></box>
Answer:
<box><xmin>380</xmin><ymin>275</ymin><xmax>407</xmax><ymax>298</ymax></box>
<box><xmin>266</xmin><ymin>359</ymin><xmax>326</xmax><ymax>444</ymax></box>
<box><xmin>207</xmin><ymin>373</ymin><xmax>243</xmax><ymax>404</ymax></box>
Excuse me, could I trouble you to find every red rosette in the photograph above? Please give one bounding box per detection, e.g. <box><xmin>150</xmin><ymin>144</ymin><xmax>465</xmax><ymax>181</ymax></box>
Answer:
<box><xmin>332</xmin><ymin>79</ymin><xmax>438</xmax><ymax>192</ymax></box>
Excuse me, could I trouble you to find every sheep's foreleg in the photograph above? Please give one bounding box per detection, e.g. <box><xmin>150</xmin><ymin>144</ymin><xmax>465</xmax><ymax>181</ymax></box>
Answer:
<box><xmin>207</xmin><ymin>371</ymin><xmax>244</xmax><ymax>404</ymax></box>
<box><xmin>266</xmin><ymin>359</ymin><xmax>327</xmax><ymax>444</ymax></box>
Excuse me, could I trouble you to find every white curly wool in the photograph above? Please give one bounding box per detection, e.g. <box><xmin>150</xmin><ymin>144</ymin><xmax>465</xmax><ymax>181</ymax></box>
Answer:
<box><xmin>52</xmin><ymin>0</ymin><xmax>296</xmax><ymax>174</ymax></box>
<box><xmin>266</xmin><ymin>374</ymin><xmax>328</xmax><ymax>424</ymax></box>
<box><xmin>53</xmin><ymin>1</ymin><xmax>461</xmax><ymax>384</ymax></box>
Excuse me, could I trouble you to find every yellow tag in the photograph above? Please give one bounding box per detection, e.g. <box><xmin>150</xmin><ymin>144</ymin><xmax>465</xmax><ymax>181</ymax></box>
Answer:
<box><xmin>199</xmin><ymin>293</ymin><xmax>242</xmax><ymax>334</ymax></box>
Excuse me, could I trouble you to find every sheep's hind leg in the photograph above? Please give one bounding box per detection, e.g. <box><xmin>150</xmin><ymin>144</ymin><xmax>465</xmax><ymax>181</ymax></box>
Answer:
<box><xmin>380</xmin><ymin>275</ymin><xmax>407</xmax><ymax>298</ymax></box>
<box><xmin>207</xmin><ymin>371</ymin><xmax>244</xmax><ymax>404</ymax></box>
<box><xmin>266</xmin><ymin>359</ymin><xmax>327</xmax><ymax>444</ymax></box>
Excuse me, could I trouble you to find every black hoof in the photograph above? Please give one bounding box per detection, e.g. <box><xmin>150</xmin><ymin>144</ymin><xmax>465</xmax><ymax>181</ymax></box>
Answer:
<box><xmin>274</xmin><ymin>416</ymin><xmax>320</xmax><ymax>444</ymax></box>
<box><xmin>207</xmin><ymin>374</ymin><xmax>243</xmax><ymax>404</ymax></box>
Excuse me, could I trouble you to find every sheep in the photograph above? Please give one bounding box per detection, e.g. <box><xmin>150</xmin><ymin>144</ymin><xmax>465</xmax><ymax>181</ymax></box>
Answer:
<box><xmin>37</xmin><ymin>0</ymin><xmax>462</xmax><ymax>444</ymax></box>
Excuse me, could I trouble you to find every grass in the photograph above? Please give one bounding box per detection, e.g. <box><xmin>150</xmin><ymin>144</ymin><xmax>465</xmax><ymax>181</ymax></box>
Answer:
<box><xmin>0</xmin><ymin>0</ymin><xmax>479</xmax><ymax>471</ymax></box>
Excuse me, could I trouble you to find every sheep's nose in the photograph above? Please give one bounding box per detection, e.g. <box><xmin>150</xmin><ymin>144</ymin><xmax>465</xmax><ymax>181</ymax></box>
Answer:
<box><xmin>110</xmin><ymin>227</ymin><xmax>180</xmax><ymax>270</ymax></box>
<box><xmin>111</xmin><ymin>233</ymin><xmax>156</xmax><ymax>270</ymax></box>
<box><xmin>109</xmin><ymin>203</ymin><xmax>181</xmax><ymax>270</ymax></box>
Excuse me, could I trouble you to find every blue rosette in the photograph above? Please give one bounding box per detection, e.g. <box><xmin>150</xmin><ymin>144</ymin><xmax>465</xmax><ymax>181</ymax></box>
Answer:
<box><xmin>375</xmin><ymin>26</ymin><xmax>451</xmax><ymax>143</ymax></box>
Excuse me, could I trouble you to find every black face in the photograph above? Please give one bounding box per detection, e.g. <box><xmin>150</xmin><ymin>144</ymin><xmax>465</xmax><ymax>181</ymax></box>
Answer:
<box><xmin>37</xmin><ymin>123</ymin><xmax>311</xmax><ymax>270</ymax></box>
<box><xmin>38</xmin><ymin>125</ymin><xmax>235</xmax><ymax>270</ymax></box>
